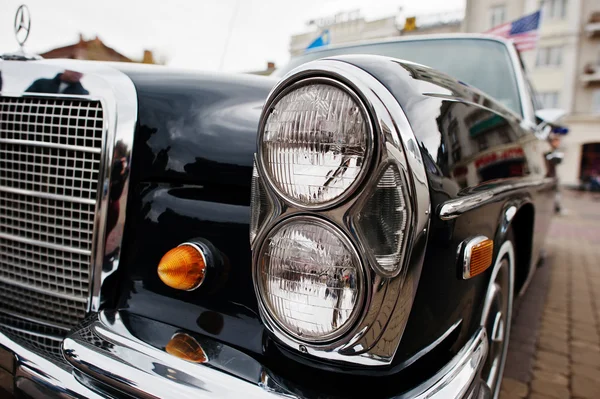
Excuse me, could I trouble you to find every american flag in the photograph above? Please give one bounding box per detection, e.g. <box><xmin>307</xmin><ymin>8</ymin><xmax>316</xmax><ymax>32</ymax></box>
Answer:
<box><xmin>485</xmin><ymin>10</ymin><xmax>541</xmax><ymax>52</ymax></box>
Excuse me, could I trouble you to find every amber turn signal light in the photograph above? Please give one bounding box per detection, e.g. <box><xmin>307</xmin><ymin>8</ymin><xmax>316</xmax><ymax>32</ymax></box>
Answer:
<box><xmin>165</xmin><ymin>333</ymin><xmax>208</xmax><ymax>363</ymax></box>
<box><xmin>462</xmin><ymin>237</ymin><xmax>494</xmax><ymax>279</ymax></box>
<box><xmin>158</xmin><ymin>244</ymin><xmax>206</xmax><ymax>291</ymax></box>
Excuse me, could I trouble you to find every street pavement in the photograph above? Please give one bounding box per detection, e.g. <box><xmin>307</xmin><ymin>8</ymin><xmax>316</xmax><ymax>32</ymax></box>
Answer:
<box><xmin>501</xmin><ymin>190</ymin><xmax>600</xmax><ymax>399</ymax></box>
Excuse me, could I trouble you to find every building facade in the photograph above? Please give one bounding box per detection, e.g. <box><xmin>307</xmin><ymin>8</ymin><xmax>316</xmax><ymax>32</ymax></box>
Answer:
<box><xmin>289</xmin><ymin>10</ymin><xmax>462</xmax><ymax>57</ymax></box>
<box><xmin>40</xmin><ymin>34</ymin><xmax>162</xmax><ymax>64</ymax></box>
<box><xmin>464</xmin><ymin>0</ymin><xmax>600</xmax><ymax>187</ymax></box>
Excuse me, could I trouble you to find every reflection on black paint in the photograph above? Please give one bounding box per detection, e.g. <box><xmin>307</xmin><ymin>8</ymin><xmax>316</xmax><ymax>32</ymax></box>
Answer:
<box><xmin>122</xmin><ymin>69</ymin><xmax>276</xmax><ymax>188</ymax></box>
<box><xmin>25</xmin><ymin>70</ymin><xmax>89</xmax><ymax>95</ymax></box>
<box><xmin>197</xmin><ymin>311</ymin><xmax>225</xmax><ymax>335</ymax></box>
<box><xmin>434</xmin><ymin>97</ymin><xmax>527</xmax><ymax>189</ymax></box>
<box><xmin>105</xmin><ymin>140</ymin><xmax>129</xmax><ymax>251</ymax></box>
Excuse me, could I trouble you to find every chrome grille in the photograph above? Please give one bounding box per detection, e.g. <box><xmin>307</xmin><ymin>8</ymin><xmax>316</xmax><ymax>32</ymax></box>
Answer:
<box><xmin>0</xmin><ymin>144</ymin><xmax>100</xmax><ymax>200</ymax></box>
<box><xmin>0</xmin><ymin>312</ymin><xmax>68</xmax><ymax>366</ymax></box>
<box><xmin>0</xmin><ymin>96</ymin><xmax>104</xmax><ymax>332</ymax></box>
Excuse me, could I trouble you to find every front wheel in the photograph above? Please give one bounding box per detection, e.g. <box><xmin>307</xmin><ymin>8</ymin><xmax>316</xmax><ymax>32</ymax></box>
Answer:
<box><xmin>479</xmin><ymin>231</ymin><xmax>515</xmax><ymax>398</ymax></box>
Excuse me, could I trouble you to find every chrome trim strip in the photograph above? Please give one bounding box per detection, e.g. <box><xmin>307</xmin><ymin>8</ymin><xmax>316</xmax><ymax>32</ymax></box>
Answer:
<box><xmin>252</xmin><ymin>58</ymin><xmax>431</xmax><ymax>365</ymax></box>
<box><xmin>439</xmin><ymin>192</ymin><xmax>494</xmax><ymax>221</ymax></box>
<box><xmin>63</xmin><ymin>311</ymin><xmax>285</xmax><ymax>399</ymax></box>
<box><xmin>0</xmin><ymin>232</ymin><xmax>91</xmax><ymax>256</ymax></box>
<box><xmin>0</xmin><ymin>138</ymin><xmax>102</xmax><ymax>153</ymax></box>
<box><xmin>0</xmin><ymin>329</ymin><xmax>103</xmax><ymax>399</ymax></box>
<box><xmin>81</xmin><ymin>62</ymin><xmax>138</xmax><ymax>313</ymax></box>
<box><xmin>0</xmin><ymin>186</ymin><xmax>97</xmax><ymax>205</ymax></box>
<box><xmin>460</xmin><ymin>236</ymin><xmax>490</xmax><ymax>280</ymax></box>
<box><xmin>1</xmin><ymin>310</ymin><xmax>490</xmax><ymax>399</ymax></box>
<box><xmin>61</xmin><ymin>311</ymin><xmax>488</xmax><ymax>399</ymax></box>
<box><xmin>399</xmin><ymin>328</ymin><xmax>489</xmax><ymax>399</ymax></box>
<box><xmin>438</xmin><ymin>178</ymin><xmax>555</xmax><ymax>220</ymax></box>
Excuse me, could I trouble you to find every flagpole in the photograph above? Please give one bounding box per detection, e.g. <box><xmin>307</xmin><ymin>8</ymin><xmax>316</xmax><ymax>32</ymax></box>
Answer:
<box><xmin>219</xmin><ymin>0</ymin><xmax>241</xmax><ymax>71</ymax></box>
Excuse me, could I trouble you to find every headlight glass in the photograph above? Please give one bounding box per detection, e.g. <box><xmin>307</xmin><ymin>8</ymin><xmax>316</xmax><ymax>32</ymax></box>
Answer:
<box><xmin>260</xmin><ymin>82</ymin><xmax>369</xmax><ymax>208</ymax></box>
<box><xmin>258</xmin><ymin>217</ymin><xmax>363</xmax><ymax>342</ymax></box>
<box><xmin>355</xmin><ymin>163</ymin><xmax>410</xmax><ymax>277</ymax></box>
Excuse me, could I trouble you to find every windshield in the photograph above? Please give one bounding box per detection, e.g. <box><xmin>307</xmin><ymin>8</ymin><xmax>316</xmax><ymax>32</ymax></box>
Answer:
<box><xmin>276</xmin><ymin>38</ymin><xmax>522</xmax><ymax>116</ymax></box>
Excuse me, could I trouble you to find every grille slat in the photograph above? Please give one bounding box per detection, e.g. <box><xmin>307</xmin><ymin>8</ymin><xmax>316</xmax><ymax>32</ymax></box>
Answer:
<box><xmin>0</xmin><ymin>143</ymin><xmax>101</xmax><ymax>200</ymax></box>
<box><xmin>0</xmin><ymin>95</ymin><xmax>104</xmax><ymax>348</ymax></box>
<box><xmin>0</xmin><ymin>185</ymin><xmax>97</xmax><ymax>204</ymax></box>
<box><xmin>0</xmin><ymin>138</ymin><xmax>102</xmax><ymax>153</ymax></box>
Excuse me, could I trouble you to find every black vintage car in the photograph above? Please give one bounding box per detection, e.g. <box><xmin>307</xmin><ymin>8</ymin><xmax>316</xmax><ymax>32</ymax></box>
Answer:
<box><xmin>0</xmin><ymin>33</ymin><xmax>561</xmax><ymax>399</ymax></box>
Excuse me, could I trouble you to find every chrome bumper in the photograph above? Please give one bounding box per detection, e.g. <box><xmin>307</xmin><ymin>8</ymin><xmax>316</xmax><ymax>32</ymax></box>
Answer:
<box><xmin>0</xmin><ymin>311</ymin><xmax>490</xmax><ymax>399</ymax></box>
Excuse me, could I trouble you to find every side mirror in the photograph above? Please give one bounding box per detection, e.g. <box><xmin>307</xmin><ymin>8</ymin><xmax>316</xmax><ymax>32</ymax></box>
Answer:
<box><xmin>535</xmin><ymin>108</ymin><xmax>567</xmax><ymax>125</ymax></box>
<box><xmin>535</xmin><ymin>108</ymin><xmax>568</xmax><ymax>140</ymax></box>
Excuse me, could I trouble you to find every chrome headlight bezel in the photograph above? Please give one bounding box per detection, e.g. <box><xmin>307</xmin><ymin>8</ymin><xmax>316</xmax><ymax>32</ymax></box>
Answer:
<box><xmin>251</xmin><ymin>58</ymin><xmax>431</xmax><ymax>366</ymax></box>
<box><xmin>256</xmin><ymin>76</ymin><xmax>375</xmax><ymax>211</ymax></box>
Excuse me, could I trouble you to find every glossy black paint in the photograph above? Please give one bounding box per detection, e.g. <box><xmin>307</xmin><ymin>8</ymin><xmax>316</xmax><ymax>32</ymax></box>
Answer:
<box><xmin>116</xmin><ymin>65</ymin><xmax>277</xmax><ymax>188</ymax></box>
<box><xmin>109</xmin><ymin>51</ymin><xmax>554</xmax><ymax>394</ymax></box>
<box><xmin>110</xmin><ymin>67</ymin><xmax>277</xmax><ymax>355</ymax></box>
<box><xmin>328</xmin><ymin>54</ymin><xmax>554</xmax><ymax>362</ymax></box>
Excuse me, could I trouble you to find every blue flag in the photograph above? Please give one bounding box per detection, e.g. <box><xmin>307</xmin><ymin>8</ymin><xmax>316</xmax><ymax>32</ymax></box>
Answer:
<box><xmin>306</xmin><ymin>30</ymin><xmax>331</xmax><ymax>51</ymax></box>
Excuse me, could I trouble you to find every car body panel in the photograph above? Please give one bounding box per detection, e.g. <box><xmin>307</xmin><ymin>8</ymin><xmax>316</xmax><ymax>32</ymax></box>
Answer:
<box><xmin>109</xmin><ymin>45</ymin><xmax>553</xmax><ymax>380</ymax></box>
<box><xmin>0</xmin><ymin>34</ymin><xmax>555</xmax><ymax>398</ymax></box>
<box><xmin>328</xmin><ymin>54</ymin><xmax>554</xmax><ymax>363</ymax></box>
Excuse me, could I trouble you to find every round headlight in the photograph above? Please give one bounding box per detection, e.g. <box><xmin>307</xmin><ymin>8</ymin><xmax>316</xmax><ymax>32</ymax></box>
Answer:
<box><xmin>257</xmin><ymin>217</ymin><xmax>364</xmax><ymax>342</ymax></box>
<box><xmin>260</xmin><ymin>79</ymin><xmax>371</xmax><ymax>208</ymax></box>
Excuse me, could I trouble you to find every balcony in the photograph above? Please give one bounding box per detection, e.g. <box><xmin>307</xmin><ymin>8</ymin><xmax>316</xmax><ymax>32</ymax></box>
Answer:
<box><xmin>585</xmin><ymin>11</ymin><xmax>600</xmax><ymax>37</ymax></box>
<box><xmin>581</xmin><ymin>63</ymin><xmax>600</xmax><ymax>85</ymax></box>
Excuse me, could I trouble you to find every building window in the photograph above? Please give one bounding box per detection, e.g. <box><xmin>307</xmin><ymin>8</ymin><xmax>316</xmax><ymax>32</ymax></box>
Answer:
<box><xmin>489</xmin><ymin>5</ymin><xmax>506</xmax><ymax>28</ymax></box>
<box><xmin>541</xmin><ymin>0</ymin><xmax>568</xmax><ymax>20</ymax></box>
<box><xmin>536</xmin><ymin>46</ymin><xmax>562</xmax><ymax>67</ymax></box>
<box><xmin>592</xmin><ymin>90</ymin><xmax>600</xmax><ymax>114</ymax></box>
<box><xmin>537</xmin><ymin>92</ymin><xmax>560</xmax><ymax>108</ymax></box>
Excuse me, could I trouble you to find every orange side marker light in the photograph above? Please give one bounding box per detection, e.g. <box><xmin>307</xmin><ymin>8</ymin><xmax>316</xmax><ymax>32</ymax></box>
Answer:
<box><xmin>158</xmin><ymin>244</ymin><xmax>206</xmax><ymax>291</ymax></box>
<box><xmin>462</xmin><ymin>237</ymin><xmax>494</xmax><ymax>279</ymax></box>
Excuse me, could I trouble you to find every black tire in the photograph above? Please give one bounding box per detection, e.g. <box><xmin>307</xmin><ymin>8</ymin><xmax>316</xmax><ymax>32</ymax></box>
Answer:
<box><xmin>480</xmin><ymin>229</ymin><xmax>515</xmax><ymax>398</ymax></box>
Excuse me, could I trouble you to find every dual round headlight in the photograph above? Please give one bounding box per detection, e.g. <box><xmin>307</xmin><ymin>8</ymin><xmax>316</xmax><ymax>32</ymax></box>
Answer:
<box><xmin>257</xmin><ymin>217</ymin><xmax>363</xmax><ymax>342</ymax></box>
<box><xmin>255</xmin><ymin>77</ymin><xmax>410</xmax><ymax>345</ymax></box>
<box><xmin>255</xmin><ymin>79</ymin><xmax>372</xmax><ymax>342</ymax></box>
<box><xmin>252</xmin><ymin>62</ymin><xmax>422</xmax><ymax>365</ymax></box>
<box><xmin>260</xmin><ymin>80</ymin><xmax>371</xmax><ymax>209</ymax></box>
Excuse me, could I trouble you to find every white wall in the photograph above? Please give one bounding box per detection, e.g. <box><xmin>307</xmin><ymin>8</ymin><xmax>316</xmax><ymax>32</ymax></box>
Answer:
<box><xmin>558</xmin><ymin>118</ymin><xmax>600</xmax><ymax>185</ymax></box>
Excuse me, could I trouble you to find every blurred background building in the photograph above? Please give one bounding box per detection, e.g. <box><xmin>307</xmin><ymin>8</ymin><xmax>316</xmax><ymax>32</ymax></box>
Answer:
<box><xmin>464</xmin><ymin>0</ymin><xmax>600</xmax><ymax>187</ymax></box>
<box><xmin>290</xmin><ymin>1</ymin><xmax>600</xmax><ymax>188</ymax></box>
<box><xmin>247</xmin><ymin>61</ymin><xmax>277</xmax><ymax>76</ymax></box>
<box><xmin>40</xmin><ymin>34</ymin><xmax>164</xmax><ymax>64</ymax></box>
<box><xmin>289</xmin><ymin>9</ymin><xmax>463</xmax><ymax>57</ymax></box>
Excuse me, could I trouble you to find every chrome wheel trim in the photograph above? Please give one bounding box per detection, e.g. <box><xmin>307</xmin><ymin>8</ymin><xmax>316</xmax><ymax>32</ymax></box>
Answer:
<box><xmin>480</xmin><ymin>240</ymin><xmax>515</xmax><ymax>398</ymax></box>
